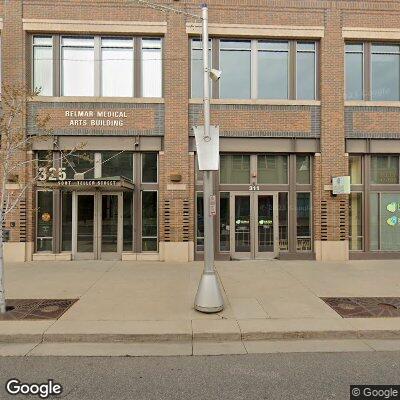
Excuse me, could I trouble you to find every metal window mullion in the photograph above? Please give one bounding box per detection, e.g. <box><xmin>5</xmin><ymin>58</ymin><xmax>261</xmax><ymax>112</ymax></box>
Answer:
<box><xmin>364</xmin><ymin>42</ymin><xmax>371</xmax><ymax>101</ymax></box>
<box><xmin>94</xmin><ymin>36</ymin><xmax>101</xmax><ymax>97</ymax></box>
<box><xmin>290</xmin><ymin>41</ymin><xmax>296</xmax><ymax>100</ymax></box>
<box><xmin>54</xmin><ymin>35</ymin><xmax>60</xmax><ymax>97</ymax></box>
<box><xmin>251</xmin><ymin>40</ymin><xmax>258</xmax><ymax>99</ymax></box>
<box><xmin>134</xmin><ymin>37</ymin><xmax>141</xmax><ymax>98</ymax></box>
<box><xmin>212</xmin><ymin>38</ymin><xmax>219</xmax><ymax>99</ymax></box>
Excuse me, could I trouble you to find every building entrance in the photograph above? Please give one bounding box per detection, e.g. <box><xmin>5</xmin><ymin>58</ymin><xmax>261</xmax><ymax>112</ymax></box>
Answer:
<box><xmin>230</xmin><ymin>192</ymin><xmax>279</xmax><ymax>260</ymax></box>
<box><xmin>72</xmin><ymin>192</ymin><xmax>123</xmax><ymax>260</ymax></box>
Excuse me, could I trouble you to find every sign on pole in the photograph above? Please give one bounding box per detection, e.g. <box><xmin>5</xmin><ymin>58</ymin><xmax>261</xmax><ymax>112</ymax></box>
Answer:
<box><xmin>193</xmin><ymin>125</ymin><xmax>219</xmax><ymax>171</ymax></box>
<box><xmin>332</xmin><ymin>176</ymin><xmax>351</xmax><ymax>195</ymax></box>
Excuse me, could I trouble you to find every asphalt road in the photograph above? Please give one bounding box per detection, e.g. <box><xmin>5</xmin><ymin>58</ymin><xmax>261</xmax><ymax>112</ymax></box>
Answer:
<box><xmin>0</xmin><ymin>352</ymin><xmax>399</xmax><ymax>400</ymax></box>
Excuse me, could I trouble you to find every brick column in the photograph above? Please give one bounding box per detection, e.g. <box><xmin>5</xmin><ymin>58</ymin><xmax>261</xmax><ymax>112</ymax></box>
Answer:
<box><xmin>314</xmin><ymin>8</ymin><xmax>349</xmax><ymax>261</ymax></box>
<box><xmin>159</xmin><ymin>10</ymin><xmax>193</xmax><ymax>261</ymax></box>
<box><xmin>2</xmin><ymin>1</ymin><xmax>31</xmax><ymax>261</ymax></box>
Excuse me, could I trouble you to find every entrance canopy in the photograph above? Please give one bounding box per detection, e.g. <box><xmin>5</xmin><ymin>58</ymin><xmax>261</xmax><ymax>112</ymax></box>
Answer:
<box><xmin>37</xmin><ymin>176</ymin><xmax>134</xmax><ymax>191</ymax></box>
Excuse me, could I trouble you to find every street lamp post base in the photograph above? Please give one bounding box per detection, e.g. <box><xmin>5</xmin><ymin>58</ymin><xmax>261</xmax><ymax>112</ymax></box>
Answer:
<box><xmin>194</xmin><ymin>272</ymin><xmax>224</xmax><ymax>313</ymax></box>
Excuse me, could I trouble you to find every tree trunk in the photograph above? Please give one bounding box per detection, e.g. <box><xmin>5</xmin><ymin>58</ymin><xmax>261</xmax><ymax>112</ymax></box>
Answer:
<box><xmin>0</xmin><ymin>228</ymin><xmax>6</xmax><ymax>314</ymax></box>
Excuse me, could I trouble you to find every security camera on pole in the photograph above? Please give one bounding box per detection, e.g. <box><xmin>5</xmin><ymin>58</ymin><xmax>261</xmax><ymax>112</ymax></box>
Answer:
<box><xmin>193</xmin><ymin>3</ymin><xmax>224</xmax><ymax>313</ymax></box>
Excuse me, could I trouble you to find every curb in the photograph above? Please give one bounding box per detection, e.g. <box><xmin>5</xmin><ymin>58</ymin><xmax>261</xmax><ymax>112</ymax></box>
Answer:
<box><xmin>1</xmin><ymin>330</ymin><xmax>400</xmax><ymax>344</ymax></box>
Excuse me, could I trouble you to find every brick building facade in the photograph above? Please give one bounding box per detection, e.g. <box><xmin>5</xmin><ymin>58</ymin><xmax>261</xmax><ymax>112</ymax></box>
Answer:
<box><xmin>2</xmin><ymin>0</ymin><xmax>400</xmax><ymax>262</ymax></box>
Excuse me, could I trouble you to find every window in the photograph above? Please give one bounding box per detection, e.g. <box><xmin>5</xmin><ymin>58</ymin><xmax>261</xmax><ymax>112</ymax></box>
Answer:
<box><xmin>219</xmin><ymin>192</ymin><xmax>230</xmax><ymax>252</ymax></box>
<box><xmin>61</xmin><ymin>192</ymin><xmax>72</xmax><ymax>251</ymax></box>
<box><xmin>220</xmin><ymin>155</ymin><xmax>250</xmax><ymax>184</ymax></box>
<box><xmin>220</xmin><ymin>40</ymin><xmax>251</xmax><ymax>99</ymax></box>
<box><xmin>296</xmin><ymin>192</ymin><xmax>311</xmax><ymax>251</ymax></box>
<box><xmin>142</xmin><ymin>191</ymin><xmax>158</xmax><ymax>251</ymax></box>
<box><xmin>123</xmin><ymin>192</ymin><xmax>134</xmax><ymax>252</ymax></box>
<box><xmin>347</xmin><ymin>42</ymin><xmax>400</xmax><ymax>101</ymax></box>
<box><xmin>33</xmin><ymin>36</ymin><xmax>53</xmax><ymax>96</ymax></box>
<box><xmin>102</xmin><ymin>151</ymin><xmax>133</xmax><ymax>181</ymax></box>
<box><xmin>371</xmin><ymin>155</ymin><xmax>399</xmax><ymax>184</ymax></box>
<box><xmin>141</xmin><ymin>153</ymin><xmax>158</xmax><ymax>183</ymax></box>
<box><xmin>257</xmin><ymin>155</ymin><xmax>288</xmax><ymax>184</ymax></box>
<box><xmin>196</xmin><ymin>192</ymin><xmax>204</xmax><ymax>252</ymax></box>
<box><xmin>37</xmin><ymin>191</ymin><xmax>53</xmax><ymax>252</ymax></box>
<box><xmin>61</xmin><ymin>37</ymin><xmax>95</xmax><ymax>96</ymax></box>
<box><xmin>191</xmin><ymin>39</ymin><xmax>317</xmax><ymax>100</ymax></box>
<box><xmin>63</xmin><ymin>151</ymin><xmax>95</xmax><ymax>179</ymax></box>
<box><xmin>191</xmin><ymin>39</ymin><xmax>212</xmax><ymax>98</ymax></box>
<box><xmin>296</xmin><ymin>155</ymin><xmax>311</xmax><ymax>184</ymax></box>
<box><xmin>345</xmin><ymin>44</ymin><xmax>363</xmax><ymax>100</ymax></box>
<box><xmin>349</xmin><ymin>192</ymin><xmax>363</xmax><ymax>251</ymax></box>
<box><xmin>142</xmin><ymin>38</ymin><xmax>162</xmax><ymax>98</ymax></box>
<box><xmin>101</xmin><ymin>38</ymin><xmax>133</xmax><ymax>97</ymax></box>
<box><xmin>370</xmin><ymin>193</ymin><xmax>400</xmax><ymax>251</ymax></box>
<box><xmin>349</xmin><ymin>155</ymin><xmax>363</xmax><ymax>184</ymax></box>
<box><xmin>33</xmin><ymin>35</ymin><xmax>162</xmax><ymax>98</ymax></box>
<box><xmin>258</xmin><ymin>41</ymin><xmax>288</xmax><ymax>99</ymax></box>
<box><xmin>296</xmin><ymin>42</ymin><xmax>316</xmax><ymax>100</ymax></box>
<box><xmin>279</xmin><ymin>192</ymin><xmax>289</xmax><ymax>251</ymax></box>
<box><xmin>372</xmin><ymin>44</ymin><xmax>400</xmax><ymax>101</ymax></box>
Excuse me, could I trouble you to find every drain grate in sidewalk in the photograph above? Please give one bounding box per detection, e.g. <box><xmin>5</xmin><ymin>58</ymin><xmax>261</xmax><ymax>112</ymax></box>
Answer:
<box><xmin>321</xmin><ymin>297</ymin><xmax>400</xmax><ymax>318</ymax></box>
<box><xmin>0</xmin><ymin>299</ymin><xmax>78</xmax><ymax>321</ymax></box>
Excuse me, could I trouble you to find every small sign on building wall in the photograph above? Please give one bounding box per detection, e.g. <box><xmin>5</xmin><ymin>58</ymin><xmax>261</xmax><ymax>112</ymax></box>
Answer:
<box><xmin>332</xmin><ymin>176</ymin><xmax>351</xmax><ymax>195</ymax></box>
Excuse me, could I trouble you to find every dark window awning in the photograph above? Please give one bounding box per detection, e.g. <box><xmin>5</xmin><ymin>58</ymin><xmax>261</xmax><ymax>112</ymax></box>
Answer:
<box><xmin>36</xmin><ymin>176</ymin><xmax>134</xmax><ymax>191</ymax></box>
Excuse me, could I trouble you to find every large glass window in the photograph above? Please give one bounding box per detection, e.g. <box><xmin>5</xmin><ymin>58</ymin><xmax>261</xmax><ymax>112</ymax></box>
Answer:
<box><xmin>219</xmin><ymin>192</ymin><xmax>230</xmax><ymax>252</ymax></box>
<box><xmin>61</xmin><ymin>192</ymin><xmax>72</xmax><ymax>251</ymax></box>
<box><xmin>371</xmin><ymin>155</ymin><xmax>399</xmax><ymax>184</ymax></box>
<box><xmin>370</xmin><ymin>193</ymin><xmax>400</xmax><ymax>251</ymax></box>
<box><xmin>196</xmin><ymin>192</ymin><xmax>204</xmax><ymax>252</ymax></box>
<box><xmin>279</xmin><ymin>192</ymin><xmax>289</xmax><ymax>251</ymax></box>
<box><xmin>258</xmin><ymin>41</ymin><xmax>288</xmax><ymax>99</ymax></box>
<box><xmin>142</xmin><ymin>38</ymin><xmax>162</xmax><ymax>98</ymax></box>
<box><xmin>123</xmin><ymin>192</ymin><xmax>133</xmax><ymax>252</ymax></box>
<box><xmin>141</xmin><ymin>153</ymin><xmax>158</xmax><ymax>183</ymax></box>
<box><xmin>37</xmin><ymin>191</ymin><xmax>53</xmax><ymax>252</ymax></box>
<box><xmin>102</xmin><ymin>151</ymin><xmax>133</xmax><ymax>181</ymax></box>
<box><xmin>142</xmin><ymin>191</ymin><xmax>158</xmax><ymax>251</ymax></box>
<box><xmin>101</xmin><ymin>38</ymin><xmax>133</xmax><ymax>97</ymax></box>
<box><xmin>33</xmin><ymin>36</ymin><xmax>53</xmax><ymax>96</ymax></box>
<box><xmin>296</xmin><ymin>155</ymin><xmax>311</xmax><ymax>184</ymax></box>
<box><xmin>349</xmin><ymin>155</ymin><xmax>363</xmax><ymax>184</ymax></box>
<box><xmin>345</xmin><ymin>44</ymin><xmax>364</xmax><ymax>100</ymax></box>
<box><xmin>296</xmin><ymin>192</ymin><xmax>311</xmax><ymax>251</ymax></box>
<box><xmin>349</xmin><ymin>192</ymin><xmax>363</xmax><ymax>250</ymax></box>
<box><xmin>63</xmin><ymin>151</ymin><xmax>95</xmax><ymax>179</ymax></box>
<box><xmin>372</xmin><ymin>44</ymin><xmax>400</xmax><ymax>101</ymax></box>
<box><xmin>191</xmin><ymin>39</ymin><xmax>212</xmax><ymax>98</ymax></box>
<box><xmin>220</xmin><ymin>40</ymin><xmax>251</xmax><ymax>99</ymax></box>
<box><xmin>220</xmin><ymin>155</ymin><xmax>250</xmax><ymax>184</ymax></box>
<box><xmin>257</xmin><ymin>155</ymin><xmax>288</xmax><ymax>184</ymax></box>
<box><xmin>296</xmin><ymin>42</ymin><xmax>316</xmax><ymax>100</ymax></box>
<box><xmin>61</xmin><ymin>37</ymin><xmax>95</xmax><ymax>96</ymax></box>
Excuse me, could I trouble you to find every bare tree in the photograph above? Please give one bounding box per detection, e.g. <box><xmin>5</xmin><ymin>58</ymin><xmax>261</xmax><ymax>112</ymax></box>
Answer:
<box><xmin>0</xmin><ymin>85</ymin><xmax>64</xmax><ymax>314</ymax></box>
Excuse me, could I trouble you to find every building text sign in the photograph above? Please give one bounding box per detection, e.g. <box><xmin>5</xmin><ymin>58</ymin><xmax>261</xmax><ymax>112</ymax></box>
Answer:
<box><xmin>35</xmin><ymin>108</ymin><xmax>155</xmax><ymax>132</ymax></box>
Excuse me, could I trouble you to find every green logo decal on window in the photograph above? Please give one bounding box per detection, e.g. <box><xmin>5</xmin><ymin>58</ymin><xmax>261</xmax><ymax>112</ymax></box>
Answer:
<box><xmin>387</xmin><ymin>202</ymin><xmax>397</xmax><ymax>213</ymax></box>
<box><xmin>387</xmin><ymin>216</ymin><xmax>398</xmax><ymax>227</ymax></box>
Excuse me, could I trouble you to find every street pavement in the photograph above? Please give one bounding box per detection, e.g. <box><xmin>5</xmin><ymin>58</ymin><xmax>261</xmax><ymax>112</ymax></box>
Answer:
<box><xmin>2</xmin><ymin>259</ymin><xmax>400</xmax><ymax>352</ymax></box>
<box><xmin>0</xmin><ymin>351</ymin><xmax>399</xmax><ymax>399</ymax></box>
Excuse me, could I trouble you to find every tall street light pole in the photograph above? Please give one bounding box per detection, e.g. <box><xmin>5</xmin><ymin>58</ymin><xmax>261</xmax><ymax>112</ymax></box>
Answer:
<box><xmin>132</xmin><ymin>0</ymin><xmax>224</xmax><ymax>313</ymax></box>
<box><xmin>194</xmin><ymin>4</ymin><xmax>224</xmax><ymax>313</ymax></box>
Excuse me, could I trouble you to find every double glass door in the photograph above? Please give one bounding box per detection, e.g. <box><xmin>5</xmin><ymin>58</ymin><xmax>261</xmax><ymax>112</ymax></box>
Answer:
<box><xmin>72</xmin><ymin>192</ymin><xmax>123</xmax><ymax>260</ymax></box>
<box><xmin>230</xmin><ymin>192</ymin><xmax>279</xmax><ymax>259</ymax></box>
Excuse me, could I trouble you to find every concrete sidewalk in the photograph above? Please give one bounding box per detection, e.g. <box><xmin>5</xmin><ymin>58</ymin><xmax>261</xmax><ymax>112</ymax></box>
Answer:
<box><xmin>1</xmin><ymin>259</ymin><xmax>400</xmax><ymax>356</ymax></box>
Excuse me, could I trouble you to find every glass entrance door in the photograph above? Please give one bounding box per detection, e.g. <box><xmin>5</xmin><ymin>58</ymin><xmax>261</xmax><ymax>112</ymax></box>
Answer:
<box><xmin>230</xmin><ymin>192</ymin><xmax>278</xmax><ymax>260</ymax></box>
<box><xmin>75</xmin><ymin>194</ymin><xmax>96</xmax><ymax>260</ymax></box>
<box><xmin>73</xmin><ymin>192</ymin><xmax>123</xmax><ymax>260</ymax></box>
<box><xmin>255</xmin><ymin>193</ymin><xmax>279</xmax><ymax>259</ymax></box>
